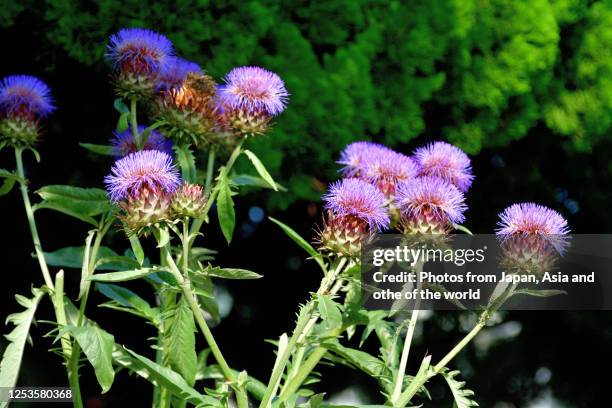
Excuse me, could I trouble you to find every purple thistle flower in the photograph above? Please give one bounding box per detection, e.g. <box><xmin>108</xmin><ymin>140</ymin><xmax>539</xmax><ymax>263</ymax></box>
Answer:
<box><xmin>110</xmin><ymin>125</ymin><xmax>173</xmax><ymax>156</ymax></box>
<box><xmin>218</xmin><ymin>66</ymin><xmax>289</xmax><ymax>116</ymax></box>
<box><xmin>0</xmin><ymin>75</ymin><xmax>55</xmax><ymax>119</ymax></box>
<box><xmin>413</xmin><ymin>141</ymin><xmax>474</xmax><ymax>192</ymax></box>
<box><xmin>323</xmin><ymin>178</ymin><xmax>390</xmax><ymax>231</ymax></box>
<box><xmin>338</xmin><ymin>141</ymin><xmax>392</xmax><ymax>177</ymax></box>
<box><xmin>157</xmin><ymin>57</ymin><xmax>202</xmax><ymax>91</ymax></box>
<box><xmin>395</xmin><ymin>176</ymin><xmax>467</xmax><ymax>226</ymax></box>
<box><xmin>363</xmin><ymin>150</ymin><xmax>418</xmax><ymax>196</ymax></box>
<box><xmin>107</xmin><ymin>28</ymin><xmax>174</xmax><ymax>75</ymax></box>
<box><xmin>104</xmin><ymin>150</ymin><xmax>180</xmax><ymax>202</ymax></box>
<box><xmin>496</xmin><ymin>203</ymin><xmax>570</xmax><ymax>236</ymax></box>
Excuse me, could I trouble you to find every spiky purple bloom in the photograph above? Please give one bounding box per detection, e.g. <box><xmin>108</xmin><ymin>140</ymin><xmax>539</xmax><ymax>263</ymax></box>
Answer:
<box><xmin>413</xmin><ymin>141</ymin><xmax>474</xmax><ymax>192</ymax></box>
<box><xmin>157</xmin><ymin>57</ymin><xmax>202</xmax><ymax>91</ymax></box>
<box><xmin>0</xmin><ymin>75</ymin><xmax>55</xmax><ymax>119</ymax></box>
<box><xmin>338</xmin><ymin>141</ymin><xmax>393</xmax><ymax>177</ymax></box>
<box><xmin>363</xmin><ymin>150</ymin><xmax>418</xmax><ymax>196</ymax></box>
<box><xmin>218</xmin><ymin>66</ymin><xmax>288</xmax><ymax>116</ymax></box>
<box><xmin>110</xmin><ymin>125</ymin><xmax>173</xmax><ymax>156</ymax></box>
<box><xmin>395</xmin><ymin>176</ymin><xmax>467</xmax><ymax>233</ymax></box>
<box><xmin>107</xmin><ymin>28</ymin><xmax>174</xmax><ymax>75</ymax></box>
<box><xmin>323</xmin><ymin>178</ymin><xmax>390</xmax><ymax>231</ymax></box>
<box><xmin>104</xmin><ymin>150</ymin><xmax>180</xmax><ymax>202</ymax></box>
<box><xmin>496</xmin><ymin>203</ymin><xmax>570</xmax><ymax>236</ymax></box>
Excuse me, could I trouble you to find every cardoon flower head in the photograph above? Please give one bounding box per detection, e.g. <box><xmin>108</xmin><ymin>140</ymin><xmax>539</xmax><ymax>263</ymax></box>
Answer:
<box><xmin>155</xmin><ymin>72</ymin><xmax>221</xmax><ymax>146</ymax></box>
<box><xmin>171</xmin><ymin>182</ymin><xmax>208</xmax><ymax>218</ymax></box>
<box><xmin>395</xmin><ymin>176</ymin><xmax>467</xmax><ymax>235</ymax></box>
<box><xmin>317</xmin><ymin>178</ymin><xmax>390</xmax><ymax>257</ymax></box>
<box><xmin>338</xmin><ymin>142</ymin><xmax>393</xmax><ymax>178</ymax></box>
<box><xmin>413</xmin><ymin>141</ymin><xmax>474</xmax><ymax>192</ymax></box>
<box><xmin>111</xmin><ymin>125</ymin><xmax>173</xmax><ymax>156</ymax></box>
<box><xmin>496</xmin><ymin>203</ymin><xmax>570</xmax><ymax>236</ymax></box>
<box><xmin>496</xmin><ymin>203</ymin><xmax>570</xmax><ymax>274</ymax></box>
<box><xmin>217</xmin><ymin>66</ymin><xmax>289</xmax><ymax>135</ymax></box>
<box><xmin>0</xmin><ymin>75</ymin><xmax>55</xmax><ymax>147</ymax></box>
<box><xmin>157</xmin><ymin>57</ymin><xmax>202</xmax><ymax>91</ymax></box>
<box><xmin>107</xmin><ymin>28</ymin><xmax>174</xmax><ymax>98</ymax></box>
<box><xmin>104</xmin><ymin>150</ymin><xmax>180</xmax><ymax>202</ymax></box>
<box><xmin>363</xmin><ymin>150</ymin><xmax>418</xmax><ymax>196</ymax></box>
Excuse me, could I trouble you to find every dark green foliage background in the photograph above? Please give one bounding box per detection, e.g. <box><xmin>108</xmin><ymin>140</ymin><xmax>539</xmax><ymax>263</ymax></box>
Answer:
<box><xmin>3</xmin><ymin>0</ymin><xmax>612</xmax><ymax>208</ymax></box>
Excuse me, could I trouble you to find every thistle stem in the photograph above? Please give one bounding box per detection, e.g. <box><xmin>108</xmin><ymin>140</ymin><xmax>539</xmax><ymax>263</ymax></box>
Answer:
<box><xmin>204</xmin><ymin>146</ymin><xmax>216</xmax><ymax>196</ymax></box>
<box><xmin>391</xmin><ymin>264</ymin><xmax>424</xmax><ymax>405</ymax></box>
<box><xmin>395</xmin><ymin>310</ymin><xmax>490</xmax><ymax>407</ymax></box>
<box><xmin>14</xmin><ymin>148</ymin><xmax>83</xmax><ymax>407</ymax></box>
<box><xmin>259</xmin><ymin>257</ymin><xmax>347</xmax><ymax>408</ymax></box>
<box><xmin>163</xmin><ymin>245</ymin><xmax>248</xmax><ymax>408</ymax></box>
<box><xmin>14</xmin><ymin>148</ymin><xmax>53</xmax><ymax>289</ymax></box>
<box><xmin>130</xmin><ymin>96</ymin><xmax>140</xmax><ymax>148</ymax></box>
<box><xmin>433</xmin><ymin>311</ymin><xmax>489</xmax><ymax>373</ymax></box>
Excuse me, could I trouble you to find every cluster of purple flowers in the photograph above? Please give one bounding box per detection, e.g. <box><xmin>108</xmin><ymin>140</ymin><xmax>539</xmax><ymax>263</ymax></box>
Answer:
<box><xmin>320</xmin><ymin>140</ymin><xmax>570</xmax><ymax>258</ymax></box>
<box><xmin>103</xmin><ymin>150</ymin><xmax>206</xmax><ymax>234</ymax></box>
<box><xmin>107</xmin><ymin>28</ymin><xmax>289</xmax><ymax>143</ymax></box>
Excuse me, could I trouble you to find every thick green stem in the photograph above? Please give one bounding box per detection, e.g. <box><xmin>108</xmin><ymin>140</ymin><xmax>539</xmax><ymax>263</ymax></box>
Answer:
<box><xmin>396</xmin><ymin>310</ymin><xmax>490</xmax><ymax>407</ymax></box>
<box><xmin>204</xmin><ymin>146</ymin><xmax>216</xmax><ymax>196</ymax></box>
<box><xmin>14</xmin><ymin>148</ymin><xmax>83</xmax><ymax>407</ymax></box>
<box><xmin>130</xmin><ymin>97</ymin><xmax>140</xmax><ymax>148</ymax></box>
<box><xmin>164</xmin><ymin>249</ymin><xmax>248</xmax><ymax>408</ymax></box>
<box><xmin>260</xmin><ymin>258</ymin><xmax>347</xmax><ymax>408</ymax></box>
<box><xmin>391</xmin><ymin>263</ymin><xmax>424</xmax><ymax>405</ymax></box>
<box><xmin>433</xmin><ymin>312</ymin><xmax>488</xmax><ymax>372</ymax></box>
<box><xmin>55</xmin><ymin>272</ymin><xmax>84</xmax><ymax>408</ymax></box>
<box><xmin>14</xmin><ymin>148</ymin><xmax>53</xmax><ymax>289</ymax></box>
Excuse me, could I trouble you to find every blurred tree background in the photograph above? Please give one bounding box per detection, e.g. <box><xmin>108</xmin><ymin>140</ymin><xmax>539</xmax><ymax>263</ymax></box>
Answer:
<box><xmin>1</xmin><ymin>1</ymin><xmax>611</xmax><ymax>407</ymax></box>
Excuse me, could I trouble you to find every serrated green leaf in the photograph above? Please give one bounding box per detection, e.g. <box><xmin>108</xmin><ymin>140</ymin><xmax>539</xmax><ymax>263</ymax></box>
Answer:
<box><xmin>64</xmin><ymin>325</ymin><xmax>115</xmax><ymax>393</ymax></box>
<box><xmin>242</xmin><ymin>150</ymin><xmax>278</xmax><ymax>191</ymax></box>
<box><xmin>0</xmin><ymin>288</ymin><xmax>44</xmax><ymax>392</ymax></box>
<box><xmin>79</xmin><ymin>143</ymin><xmax>114</xmax><ymax>156</ymax></box>
<box><xmin>269</xmin><ymin>217</ymin><xmax>325</xmax><ymax>271</ymax></box>
<box><xmin>35</xmin><ymin>185</ymin><xmax>110</xmax><ymax>224</ymax></box>
<box><xmin>88</xmin><ymin>267</ymin><xmax>163</xmax><ymax>283</ymax></box>
<box><xmin>200</xmin><ymin>266</ymin><xmax>262</xmax><ymax>280</ymax></box>
<box><xmin>217</xmin><ymin>175</ymin><xmax>235</xmax><ymax>244</ymax></box>
<box><xmin>318</xmin><ymin>295</ymin><xmax>342</xmax><ymax>329</ymax></box>
<box><xmin>322</xmin><ymin>341</ymin><xmax>384</xmax><ymax>377</ymax></box>
<box><xmin>165</xmin><ymin>297</ymin><xmax>197</xmax><ymax>386</ymax></box>
<box><xmin>441</xmin><ymin>369</ymin><xmax>478</xmax><ymax>408</ymax></box>
<box><xmin>174</xmin><ymin>145</ymin><xmax>197</xmax><ymax>183</ymax></box>
<box><xmin>231</xmin><ymin>174</ymin><xmax>287</xmax><ymax>191</ymax></box>
<box><xmin>43</xmin><ymin>246</ymin><xmax>122</xmax><ymax>270</ymax></box>
<box><xmin>113</xmin><ymin>346</ymin><xmax>219</xmax><ymax>406</ymax></box>
<box><xmin>0</xmin><ymin>177</ymin><xmax>16</xmax><ymax>197</ymax></box>
<box><xmin>96</xmin><ymin>283</ymin><xmax>159</xmax><ymax>322</ymax></box>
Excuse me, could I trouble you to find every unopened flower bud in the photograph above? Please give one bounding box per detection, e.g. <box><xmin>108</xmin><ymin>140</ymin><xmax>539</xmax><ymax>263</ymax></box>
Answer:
<box><xmin>171</xmin><ymin>182</ymin><xmax>207</xmax><ymax>218</ymax></box>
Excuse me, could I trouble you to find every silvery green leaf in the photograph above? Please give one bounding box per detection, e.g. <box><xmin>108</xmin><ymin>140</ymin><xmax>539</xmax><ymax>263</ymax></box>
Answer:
<box><xmin>242</xmin><ymin>150</ymin><xmax>278</xmax><ymax>191</ymax></box>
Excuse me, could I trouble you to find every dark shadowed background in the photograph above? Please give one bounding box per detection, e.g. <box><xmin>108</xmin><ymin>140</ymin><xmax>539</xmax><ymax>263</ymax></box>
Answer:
<box><xmin>1</xmin><ymin>1</ymin><xmax>612</xmax><ymax>407</ymax></box>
